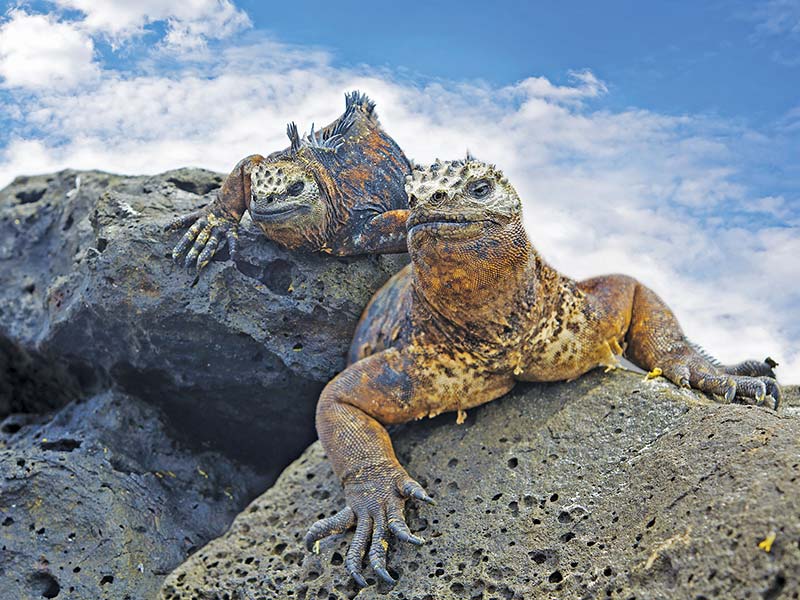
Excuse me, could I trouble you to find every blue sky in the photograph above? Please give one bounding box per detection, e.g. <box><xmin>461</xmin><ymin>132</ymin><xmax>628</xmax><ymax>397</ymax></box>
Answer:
<box><xmin>242</xmin><ymin>0</ymin><xmax>798</xmax><ymax>118</ymax></box>
<box><xmin>0</xmin><ymin>1</ymin><xmax>798</xmax><ymax>381</ymax></box>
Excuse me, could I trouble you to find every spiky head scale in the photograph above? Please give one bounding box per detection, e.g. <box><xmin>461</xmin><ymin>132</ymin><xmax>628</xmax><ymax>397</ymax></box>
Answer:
<box><xmin>249</xmin><ymin>160</ymin><xmax>319</xmax><ymax>205</ymax></box>
<box><xmin>404</xmin><ymin>155</ymin><xmax>520</xmax><ymax>221</ymax></box>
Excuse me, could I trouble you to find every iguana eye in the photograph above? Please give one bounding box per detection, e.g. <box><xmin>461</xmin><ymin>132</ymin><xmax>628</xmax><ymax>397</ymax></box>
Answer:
<box><xmin>287</xmin><ymin>181</ymin><xmax>305</xmax><ymax>196</ymax></box>
<box><xmin>431</xmin><ymin>191</ymin><xmax>447</xmax><ymax>204</ymax></box>
<box><xmin>468</xmin><ymin>178</ymin><xmax>492</xmax><ymax>199</ymax></box>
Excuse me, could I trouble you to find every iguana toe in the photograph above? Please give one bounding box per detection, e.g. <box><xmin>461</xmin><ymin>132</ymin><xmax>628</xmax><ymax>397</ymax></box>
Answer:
<box><xmin>400</xmin><ymin>479</ymin><xmax>435</xmax><ymax>505</ymax></box>
<box><xmin>165</xmin><ymin>207</ymin><xmax>206</xmax><ymax>232</ymax></box>
<box><xmin>368</xmin><ymin>512</ymin><xmax>396</xmax><ymax>585</ymax></box>
<box><xmin>172</xmin><ymin>219</ymin><xmax>205</xmax><ymax>262</ymax></box>
<box><xmin>724</xmin><ymin>381</ymin><xmax>737</xmax><ymax>403</ymax></box>
<box><xmin>345</xmin><ymin>517</ymin><xmax>371</xmax><ymax>587</ymax></box>
<box><xmin>304</xmin><ymin>507</ymin><xmax>355</xmax><ymax>552</ymax></box>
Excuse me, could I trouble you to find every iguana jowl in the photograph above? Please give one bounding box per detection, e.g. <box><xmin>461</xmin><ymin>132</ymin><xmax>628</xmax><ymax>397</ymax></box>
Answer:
<box><xmin>305</xmin><ymin>157</ymin><xmax>781</xmax><ymax>586</ymax></box>
<box><xmin>169</xmin><ymin>92</ymin><xmax>411</xmax><ymax>270</ymax></box>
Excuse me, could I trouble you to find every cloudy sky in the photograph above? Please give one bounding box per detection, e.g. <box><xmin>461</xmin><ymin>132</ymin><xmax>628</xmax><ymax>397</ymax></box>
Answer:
<box><xmin>1</xmin><ymin>1</ymin><xmax>798</xmax><ymax>382</ymax></box>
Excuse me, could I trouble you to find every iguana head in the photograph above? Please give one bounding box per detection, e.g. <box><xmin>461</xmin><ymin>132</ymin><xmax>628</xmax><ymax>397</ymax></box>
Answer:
<box><xmin>404</xmin><ymin>157</ymin><xmax>522</xmax><ymax>251</ymax></box>
<box><xmin>248</xmin><ymin>159</ymin><xmax>328</xmax><ymax>246</ymax></box>
<box><xmin>245</xmin><ymin>91</ymin><xmax>409</xmax><ymax>251</ymax></box>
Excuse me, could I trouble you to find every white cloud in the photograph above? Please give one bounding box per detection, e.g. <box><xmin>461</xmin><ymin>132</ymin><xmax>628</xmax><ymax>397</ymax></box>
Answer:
<box><xmin>51</xmin><ymin>0</ymin><xmax>251</xmax><ymax>51</ymax></box>
<box><xmin>1</xmin><ymin>28</ymin><xmax>798</xmax><ymax>383</ymax></box>
<box><xmin>0</xmin><ymin>9</ymin><xmax>98</xmax><ymax>89</ymax></box>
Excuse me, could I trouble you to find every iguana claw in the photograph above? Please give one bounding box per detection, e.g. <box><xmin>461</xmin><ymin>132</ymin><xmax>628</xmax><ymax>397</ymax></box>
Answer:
<box><xmin>169</xmin><ymin>206</ymin><xmax>238</xmax><ymax>272</ymax></box>
<box><xmin>304</xmin><ymin>470</ymin><xmax>430</xmax><ymax>588</ymax></box>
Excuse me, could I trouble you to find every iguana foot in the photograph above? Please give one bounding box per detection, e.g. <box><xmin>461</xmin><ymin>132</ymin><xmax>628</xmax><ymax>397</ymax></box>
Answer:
<box><xmin>167</xmin><ymin>206</ymin><xmax>239</xmax><ymax>271</ymax></box>
<box><xmin>304</xmin><ymin>469</ymin><xmax>432</xmax><ymax>587</ymax></box>
<box><xmin>729</xmin><ymin>375</ymin><xmax>781</xmax><ymax>410</ymax></box>
<box><xmin>658</xmin><ymin>352</ymin><xmax>781</xmax><ymax>410</ymax></box>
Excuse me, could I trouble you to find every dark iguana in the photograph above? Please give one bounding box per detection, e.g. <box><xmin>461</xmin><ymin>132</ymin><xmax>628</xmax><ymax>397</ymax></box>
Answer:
<box><xmin>303</xmin><ymin>157</ymin><xmax>781</xmax><ymax>586</ymax></box>
<box><xmin>169</xmin><ymin>92</ymin><xmax>411</xmax><ymax>270</ymax></box>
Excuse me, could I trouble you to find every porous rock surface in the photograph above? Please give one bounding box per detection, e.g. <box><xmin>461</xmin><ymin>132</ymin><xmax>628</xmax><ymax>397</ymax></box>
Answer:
<box><xmin>0</xmin><ymin>169</ymin><xmax>407</xmax><ymax>468</ymax></box>
<box><xmin>161</xmin><ymin>371</ymin><xmax>800</xmax><ymax>600</ymax></box>
<box><xmin>0</xmin><ymin>390</ymin><xmax>267</xmax><ymax>600</ymax></box>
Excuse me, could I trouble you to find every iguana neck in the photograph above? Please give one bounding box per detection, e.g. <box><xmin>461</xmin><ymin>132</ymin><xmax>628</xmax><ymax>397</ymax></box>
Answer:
<box><xmin>410</xmin><ymin>220</ymin><xmax>543</xmax><ymax>336</ymax></box>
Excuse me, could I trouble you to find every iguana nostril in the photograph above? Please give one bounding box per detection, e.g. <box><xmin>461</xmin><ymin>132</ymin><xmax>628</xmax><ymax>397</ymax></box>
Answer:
<box><xmin>266</xmin><ymin>194</ymin><xmax>277</xmax><ymax>204</ymax></box>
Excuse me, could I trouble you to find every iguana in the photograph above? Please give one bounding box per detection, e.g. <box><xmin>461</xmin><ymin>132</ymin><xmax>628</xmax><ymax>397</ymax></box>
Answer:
<box><xmin>168</xmin><ymin>92</ymin><xmax>411</xmax><ymax>270</ymax></box>
<box><xmin>304</xmin><ymin>157</ymin><xmax>781</xmax><ymax>587</ymax></box>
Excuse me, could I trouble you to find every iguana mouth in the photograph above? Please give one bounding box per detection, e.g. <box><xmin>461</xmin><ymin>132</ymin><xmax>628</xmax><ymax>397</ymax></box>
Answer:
<box><xmin>407</xmin><ymin>213</ymin><xmax>497</xmax><ymax>236</ymax></box>
<box><xmin>250</xmin><ymin>203</ymin><xmax>310</xmax><ymax>223</ymax></box>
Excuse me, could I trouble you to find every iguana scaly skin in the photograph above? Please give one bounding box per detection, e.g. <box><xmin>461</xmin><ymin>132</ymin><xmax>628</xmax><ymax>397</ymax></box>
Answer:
<box><xmin>304</xmin><ymin>157</ymin><xmax>781</xmax><ymax>587</ymax></box>
<box><xmin>168</xmin><ymin>92</ymin><xmax>411</xmax><ymax>270</ymax></box>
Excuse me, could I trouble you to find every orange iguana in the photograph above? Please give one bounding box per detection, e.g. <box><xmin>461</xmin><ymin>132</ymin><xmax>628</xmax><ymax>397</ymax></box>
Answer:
<box><xmin>169</xmin><ymin>92</ymin><xmax>411</xmax><ymax>270</ymax></box>
<box><xmin>304</xmin><ymin>157</ymin><xmax>781</xmax><ymax>586</ymax></box>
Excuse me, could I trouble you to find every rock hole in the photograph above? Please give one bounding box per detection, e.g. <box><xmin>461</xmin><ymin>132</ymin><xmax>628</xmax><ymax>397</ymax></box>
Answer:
<box><xmin>40</xmin><ymin>439</ymin><xmax>82</xmax><ymax>452</ymax></box>
<box><xmin>3</xmin><ymin>423</ymin><xmax>22</xmax><ymax>434</ymax></box>
<box><xmin>16</xmin><ymin>188</ymin><xmax>46</xmax><ymax>204</ymax></box>
<box><xmin>29</xmin><ymin>572</ymin><xmax>60</xmax><ymax>598</ymax></box>
<box><xmin>529</xmin><ymin>551</ymin><xmax>547</xmax><ymax>564</ymax></box>
<box><xmin>100</xmin><ymin>575</ymin><xmax>114</xmax><ymax>585</ymax></box>
<box><xmin>2</xmin><ymin>517</ymin><xmax>13</xmax><ymax>526</ymax></box>
<box><xmin>764</xmin><ymin>572</ymin><xmax>786</xmax><ymax>600</ymax></box>
<box><xmin>263</xmin><ymin>259</ymin><xmax>294</xmax><ymax>295</ymax></box>
<box><xmin>62</xmin><ymin>213</ymin><xmax>74</xmax><ymax>231</ymax></box>
<box><xmin>167</xmin><ymin>177</ymin><xmax>220</xmax><ymax>195</ymax></box>
<box><xmin>549</xmin><ymin>570</ymin><xmax>563</xmax><ymax>583</ymax></box>
<box><xmin>507</xmin><ymin>457</ymin><xmax>518</xmax><ymax>469</ymax></box>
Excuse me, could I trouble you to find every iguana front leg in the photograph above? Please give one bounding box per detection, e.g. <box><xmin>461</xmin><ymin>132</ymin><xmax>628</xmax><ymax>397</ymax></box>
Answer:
<box><xmin>306</xmin><ymin>347</ymin><xmax>514</xmax><ymax>586</ymax></box>
<box><xmin>587</xmin><ymin>276</ymin><xmax>782</xmax><ymax>408</ymax></box>
<box><xmin>168</xmin><ymin>155</ymin><xmax>263</xmax><ymax>271</ymax></box>
<box><xmin>306</xmin><ymin>349</ymin><xmax>431</xmax><ymax>587</ymax></box>
<box><xmin>331</xmin><ymin>209</ymin><xmax>410</xmax><ymax>255</ymax></box>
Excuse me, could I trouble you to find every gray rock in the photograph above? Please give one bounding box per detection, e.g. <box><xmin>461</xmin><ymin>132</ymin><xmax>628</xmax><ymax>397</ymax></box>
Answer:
<box><xmin>0</xmin><ymin>390</ymin><xmax>268</xmax><ymax>600</ymax></box>
<box><xmin>159</xmin><ymin>371</ymin><xmax>800</xmax><ymax>600</ymax></box>
<box><xmin>0</xmin><ymin>169</ymin><xmax>407</xmax><ymax>471</ymax></box>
